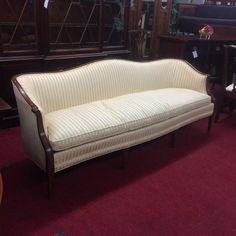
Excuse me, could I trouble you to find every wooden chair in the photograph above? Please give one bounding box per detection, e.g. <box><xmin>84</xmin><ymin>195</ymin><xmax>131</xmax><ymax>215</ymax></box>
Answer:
<box><xmin>215</xmin><ymin>45</ymin><xmax>236</xmax><ymax>121</ymax></box>
<box><xmin>129</xmin><ymin>29</ymin><xmax>148</xmax><ymax>61</ymax></box>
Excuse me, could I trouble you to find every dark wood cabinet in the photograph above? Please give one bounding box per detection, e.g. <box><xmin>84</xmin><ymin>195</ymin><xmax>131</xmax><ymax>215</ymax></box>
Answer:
<box><xmin>0</xmin><ymin>0</ymin><xmax>38</xmax><ymax>53</ymax></box>
<box><xmin>0</xmin><ymin>0</ymin><xmax>130</xmax><ymax>55</ymax></box>
<box><xmin>205</xmin><ymin>0</ymin><xmax>236</xmax><ymax>5</ymax></box>
<box><xmin>129</xmin><ymin>0</ymin><xmax>172</xmax><ymax>60</ymax></box>
<box><xmin>0</xmin><ymin>0</ymin><xmax>130</xmax><ymax>127</ymax></box>
<box><xmin>158</xmin><ymin>35</ymin><xmax>236</xmax><ymax>85</ymax></box>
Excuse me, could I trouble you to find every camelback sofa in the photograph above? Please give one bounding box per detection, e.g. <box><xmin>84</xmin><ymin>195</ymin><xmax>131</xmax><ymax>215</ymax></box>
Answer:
<box><xmin>12</xmin><ymin>59</ymin><xmax>215</xmax><ymax>195</ymax></box>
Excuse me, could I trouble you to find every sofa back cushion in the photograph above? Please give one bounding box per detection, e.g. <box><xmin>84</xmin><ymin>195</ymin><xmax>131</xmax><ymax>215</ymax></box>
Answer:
<box><xmin>195</xmin><ymin>5</ymin><xmax>236</xmax><ymax>19</ymax></box>
<box><xmin>16</xmin><ymin>59</ymin><xmax>205</xmax><ymax>114</ymax></box>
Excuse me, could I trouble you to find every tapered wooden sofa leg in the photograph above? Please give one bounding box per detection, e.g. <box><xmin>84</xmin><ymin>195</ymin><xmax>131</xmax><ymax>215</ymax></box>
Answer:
<box><xmin>46</xmin><ymin>152</ymin><xmax>55</xmax><ymax>198</ymax></box>
<box><xmin>171</xmin><ymin>130</ymin><xmax>177</xmax><ymax>148</ymax></box>
<box><xmin>208</xmin><ymin>115</ymin><xmax>213</xmax><ymax>132</ymax></box>
<box><xmin>47</xmin><ymin>171</ymin><xmax>54</xmax><ymax>198</ymax></box>
<box><xmin>120</xmin><ymin>149</ymin><xmax>128</xmax><ymax>169</ymax></box>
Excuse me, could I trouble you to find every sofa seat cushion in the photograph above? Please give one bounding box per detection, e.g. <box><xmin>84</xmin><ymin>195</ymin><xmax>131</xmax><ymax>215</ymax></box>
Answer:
<box><xmin>45</xmin><ymin>88</ymin><xmax>211</xmax><ymax>151</ymax></box>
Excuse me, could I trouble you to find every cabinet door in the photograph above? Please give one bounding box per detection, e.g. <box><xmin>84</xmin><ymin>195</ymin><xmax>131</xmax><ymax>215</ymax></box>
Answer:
<box><xmin>103</xmin><ymin>0</ymin><xmax>127</xmax><ymax>48</ymax></box>
<box><xmin>129</xmin><ymin>0</ymin><xmax>172</xmax><ymax>59</ymax></box>
<box><xmin>140</xmin><ymin>0</ymin><xmax>155</xmax><ymax>56</ymax></box>
<box><xmin>150</xmin><ymin>0</ymin><xmax>172</xmax><ymax>58</ymax></box>
<box><xmin>0</xmin><ymin>0</ymin><xmax>38</xmax><ymax>53</ymax></box>
<box><xmin>47</xmin><ymin>0</ymin><xmax>101</xmax><ymax>51</ymax></box>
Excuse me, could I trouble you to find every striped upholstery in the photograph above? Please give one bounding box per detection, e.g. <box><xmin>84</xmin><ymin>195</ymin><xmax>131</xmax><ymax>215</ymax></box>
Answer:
<box><xmin>53</xmin><ymin>104</ymin><xmax>213</xmax><ymax>172</ymax></box>
<box><xmin>14</xmin><ymin>59</ymin><xmax>214</xmax><ymax>172</ymax></box>
<box><xmin>46</xmin><ymin>88</ymin><xmax>211</xmax><ymax>151</ymax></box>
<box><xmin>16</xmin><ymin>59</ymin><xmax>207</xmax><ymax>114</ymax></box>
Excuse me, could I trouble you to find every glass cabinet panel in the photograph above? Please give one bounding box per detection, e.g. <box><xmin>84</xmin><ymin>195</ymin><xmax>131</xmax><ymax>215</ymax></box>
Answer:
<box><xmin>103</xmin><ymin>0</ymin><xmax>125</xmax><ymax>47</ymax></box>
<box><xmin>0</xmin><ymin>0</ymin><xmax>129</xmax><ymax>54</ymax></box>
<box><xmin>0</xmin><ymin>0</ymin><xmax>37</xmax><ymax>51</ymax></box>
<box><xmin>48</xmin><ymin>0</ymin><xmax>100</xmax><ymax>49</ymax></box>
<box><xmin>140</xmin><ymin>0</ymin><xmax>154</xmax><ymax>57</ymax></box>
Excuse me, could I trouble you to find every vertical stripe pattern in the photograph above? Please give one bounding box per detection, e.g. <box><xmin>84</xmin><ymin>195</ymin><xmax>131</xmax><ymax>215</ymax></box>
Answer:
<box><xmin>16</xmin><ymin>59</ymin><xmax>208</xmax><ymax>114</ymax></box>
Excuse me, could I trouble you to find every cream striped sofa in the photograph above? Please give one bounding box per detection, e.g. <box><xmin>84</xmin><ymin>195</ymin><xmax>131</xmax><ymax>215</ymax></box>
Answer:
<box><xmin>12</xmin><ymin>59</ymin><xmax>214</xmax><ymax>195</ymax></box>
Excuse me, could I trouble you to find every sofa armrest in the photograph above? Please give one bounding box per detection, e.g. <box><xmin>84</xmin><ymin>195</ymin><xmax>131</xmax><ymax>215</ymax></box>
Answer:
<box><xmin>12</xmin><ymin>80</ymin><xmax>53</xmax><ymax>172</ymax></box>
<box><xmin>171</xmin><ymin>60</ymin><xmax>209</xmax><ymax>95</ymax></box>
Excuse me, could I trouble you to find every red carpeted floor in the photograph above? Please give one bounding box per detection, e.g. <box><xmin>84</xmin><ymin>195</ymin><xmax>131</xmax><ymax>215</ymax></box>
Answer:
<box><xmin>0</xmin><ymin>114</ymin><xmax>236</xmax><ymax>236</ymax></box>
<box><xmin>0</xmin><ymin>127</ymin><xmax>25</xmax><ymax>168</ymax></box>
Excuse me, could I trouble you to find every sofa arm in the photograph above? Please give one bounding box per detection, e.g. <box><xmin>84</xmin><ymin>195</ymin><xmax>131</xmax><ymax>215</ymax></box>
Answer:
<box><xmin>171</xmin><ymin>60</ymin><xmax>209</xmax><ymax>95</ymax></box>
<box><xmin>12</xmin><ymin>82</ymin><xmax>52</xmax><ymax>172</ymax></box>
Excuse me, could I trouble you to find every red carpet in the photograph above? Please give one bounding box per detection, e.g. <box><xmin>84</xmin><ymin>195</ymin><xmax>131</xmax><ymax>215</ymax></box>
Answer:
<box><xmin>0</xmin><ymin>127</ymin><xmax>25</xmax><ymax>168</ymax></box>
<box><xmin>0</xmin><ymin>114</ymin><xmax>236</xmax><ymax>236</ymax></box>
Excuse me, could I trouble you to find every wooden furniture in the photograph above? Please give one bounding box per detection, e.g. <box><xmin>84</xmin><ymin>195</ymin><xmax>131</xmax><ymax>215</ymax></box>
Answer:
<box><xmin>129</xmin><ymin>29</ymin><xmax>148</xmax><ymax>60</ymax></box>
<box><xmin>0</xmin><ymin>0</ymin><xmax>131</xmax><ymax>127</ymax></box>
<box><xmin>205</xmin><ymin>0</ymin><xmax>236</xmax><ymax>5</ymax></box>
<box><xmin>158</xmin><ymin>35</ymin><xmax>236</xmax><ymax>85</ymax></box>
<box><xmin>160</xmin><ymin>2</ymin><xmax>236</xmax><ymax>73</ymax></box>
<box><xmin>215</xmin><ymin>45</ymin><xmax>236</xmax><ymax>121</ymax></box>
<box><xmin>177</xmin><ymin>3</ymin><xmax>196</xmax><ymax>18</ymax></box>
<box><xmin>177</xmin><ymin>4</ymin><xmax>236</xmax><ymax>34</ymax></box>
<box><xmin>129</xmin><ymin>0</ymin><xmax>172</xmax><ymax>59</ymax></box>
<box><xmin>13</xmin><ymin>59</ymin><xmax>214</xmax><ymax>196</ymax></box>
